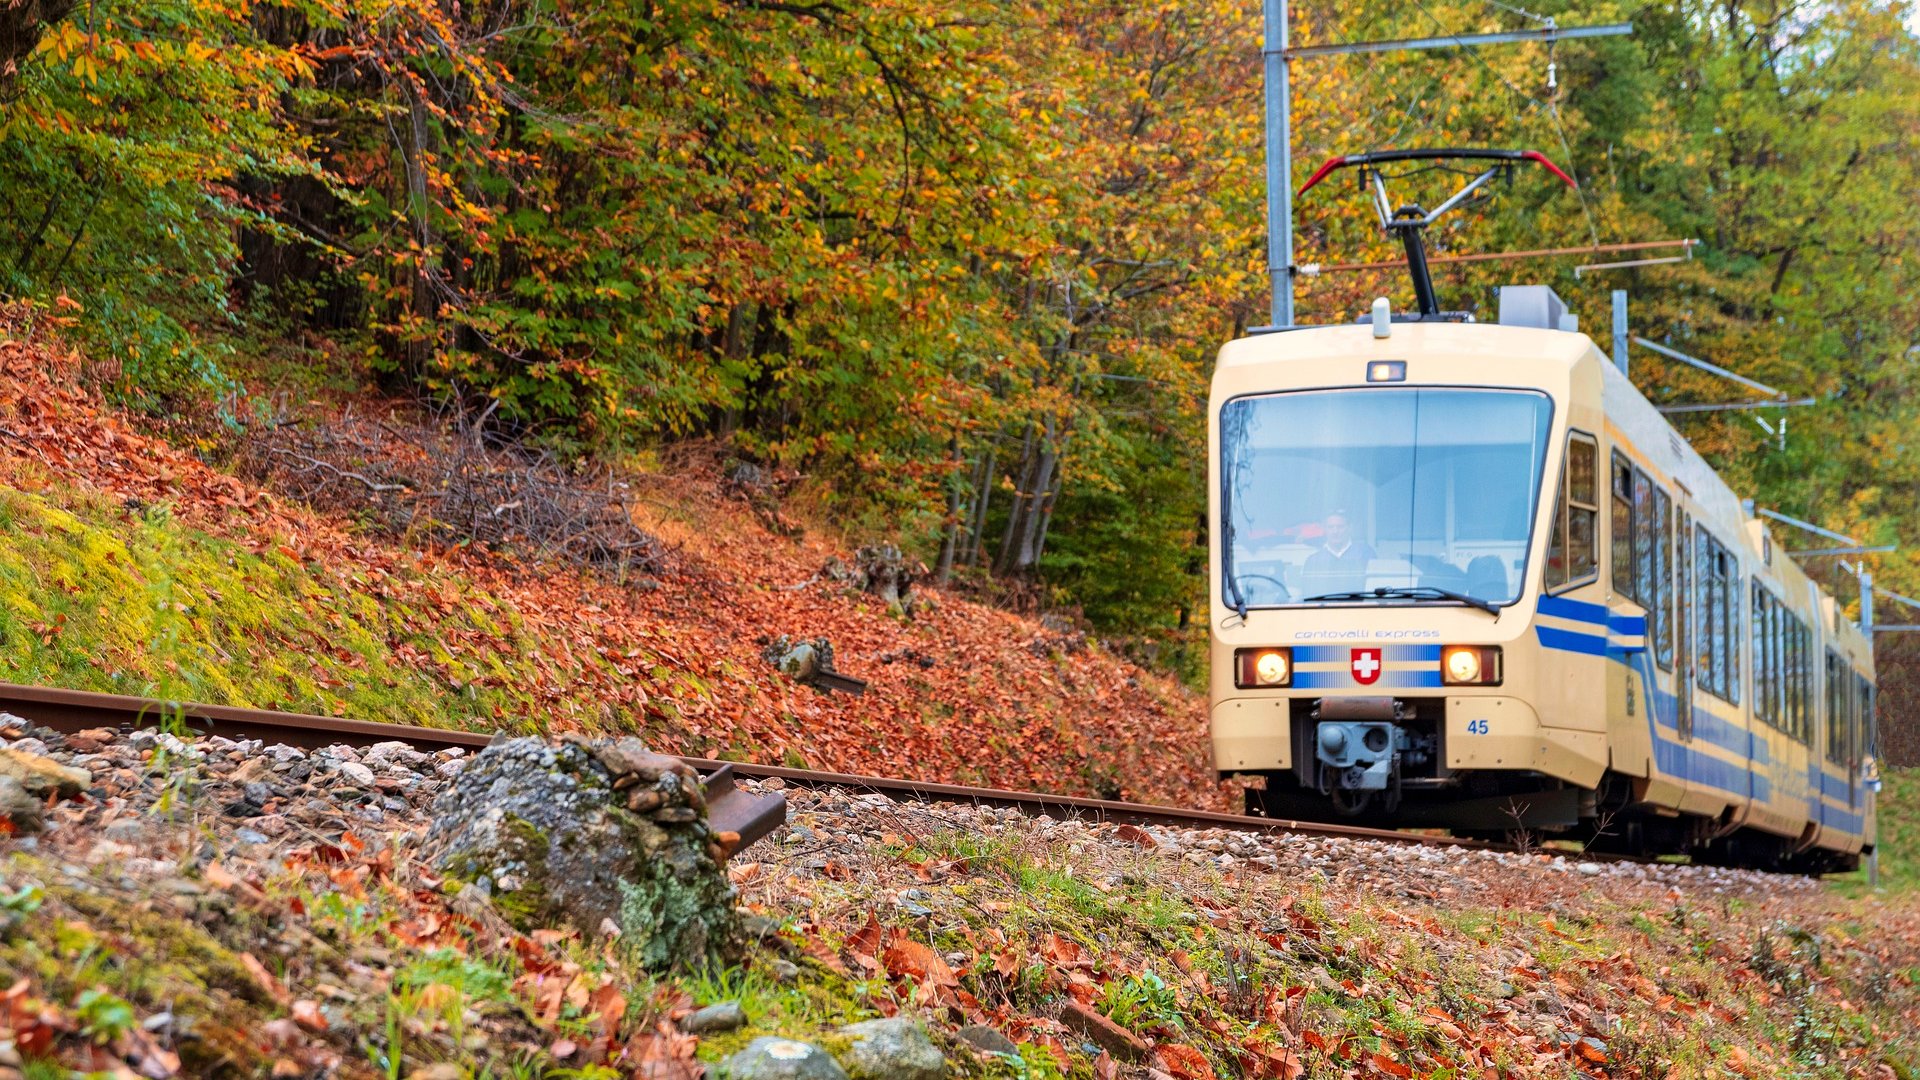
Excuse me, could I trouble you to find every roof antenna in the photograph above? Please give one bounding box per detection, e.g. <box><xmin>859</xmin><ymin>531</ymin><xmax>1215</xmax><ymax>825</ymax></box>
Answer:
<box><xmin>1372</xmin><ymin>297</ymin><xmax>1392</xmax><ymax>338</ymax></box>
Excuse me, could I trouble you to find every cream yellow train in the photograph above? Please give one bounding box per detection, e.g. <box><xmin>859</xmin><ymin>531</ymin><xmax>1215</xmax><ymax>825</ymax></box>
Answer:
<box><xmin>1208</xmin><ymin>286</ymin><xmax>1874</xmax><ymax>871</ymax></box>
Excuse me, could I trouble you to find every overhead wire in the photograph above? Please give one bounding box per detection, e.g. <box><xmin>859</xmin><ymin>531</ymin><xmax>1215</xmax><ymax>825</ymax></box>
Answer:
<box><xmin>1399</xmin><ymin>0</ymin><xmax>1606</xmax><ymax>244</ymax></box>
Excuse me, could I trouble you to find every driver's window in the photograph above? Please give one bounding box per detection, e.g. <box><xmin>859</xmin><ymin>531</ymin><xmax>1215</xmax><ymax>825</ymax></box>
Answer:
<box><xmin>1548</xmin><ymin>432</ymin><xmax>1598</xmax><ymax>593</ymax></box>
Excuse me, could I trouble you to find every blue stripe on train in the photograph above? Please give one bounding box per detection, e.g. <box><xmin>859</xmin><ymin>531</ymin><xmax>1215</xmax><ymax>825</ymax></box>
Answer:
<box><xmin>1293</xmin><ymin>644</ymin><xmax>1443</xmax><ymax>663</ymax></box>
<box><xmin>1534</xmin><ymin>597</ymin><xmax>1813</xmax><ymax>808</ymax></box>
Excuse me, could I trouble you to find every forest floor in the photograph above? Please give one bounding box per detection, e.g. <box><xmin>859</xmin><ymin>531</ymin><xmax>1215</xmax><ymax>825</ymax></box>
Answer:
<box><xmin>2</xmin><ymin>719</ymin><xmax>1917</xmax><ymax>1080</ymax></box>
<box><xmin>0</xmin><ymin>306</ymin><xmax>1216</xmax><ymax>808</ymax></box>
<box><xmin>2</xmin><ymin>311</ymin><xmax>1919</xmax><ymax>1079</ymax></box>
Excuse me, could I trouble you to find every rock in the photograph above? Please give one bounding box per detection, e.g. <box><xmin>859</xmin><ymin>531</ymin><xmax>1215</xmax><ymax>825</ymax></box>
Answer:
<box><xmin>326</xmin><ymin>760</ymin><xmax>376</xmax><ymax>786</ymax></box>
<box><xmin>768</xmin><ymin>959</ymin><xmax>801</xmax><ymax>982</ymax></box>
<box><xmin>365</xmin><ymin>741</ymin><xmax>430</xmax><ymax>769</ymax></box>
<box><xmin>681</xmin><ymin>1001</ymin><xmax>747</xmax><ymax>1034</ymax></box>
<box><xmin>0</xmin><ymin>776</ymin><xmax>45</xmax><ymax>836</ymax></box>
<box><xmin>720</xmin><ymin>1038</ymin><xmax>849</xmax><ymax>1080</ymax></box>
<box><xmin>955</xmin><ymin>1025</ymin><xmax>1019</xmax><ymax>1057</ymax></box>
<box><xmin>839</xmin><ymin>1018</ymin><xmax>946</xmax><ymax>1080</ymax></box>
<box><xmin>766</xmin><ymin>637</ymin><xmax>834</xmax><ymax>684</ymax></box>
<box><xmin>854</xmin><ymin>544</ymin><xmax>915</xmax><ymax>605</ymax></box>
<box><xmin>0</xmin><ymin>748</ymin><xmax>90</xmax><ymax>798</ymax></box>
<box><xmin>230</xmin><ymin>757</ymin><xmax>274</xmax><ymax>785</ymax></box>
<box><xmin>101</xmin><ymin>818</ymin><xmax>144</xmax><ymax>843</ymax></box>
<box><xmin>1577</xmin><ymin>862</ymin><xmax>1602</xmax><ymax>876</ymax></box>
<box><xmin>421</xmin><ymin>737</ymin><xmax>737</xmax><ymax>971</ymax></box>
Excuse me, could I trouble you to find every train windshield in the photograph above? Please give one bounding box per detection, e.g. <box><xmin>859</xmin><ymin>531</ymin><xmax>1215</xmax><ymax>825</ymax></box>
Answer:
<box><xmin>1221</xmin><ymin>387</ymin><xmax>1554</xmax><ymax>609</ymax></box>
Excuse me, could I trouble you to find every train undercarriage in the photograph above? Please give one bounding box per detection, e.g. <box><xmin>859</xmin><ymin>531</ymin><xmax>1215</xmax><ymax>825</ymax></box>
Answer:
<box><xmin>1235</xmin><ymin>696</ymin><xmax>1862</xmax><ymax>874</ymax></box>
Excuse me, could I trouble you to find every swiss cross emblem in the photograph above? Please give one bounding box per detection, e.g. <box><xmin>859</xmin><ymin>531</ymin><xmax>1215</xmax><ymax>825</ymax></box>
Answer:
<box><xmin>1350</xmin><ymin>648</ymin><xmax>1383</xmax><ymax>685</ymax></box>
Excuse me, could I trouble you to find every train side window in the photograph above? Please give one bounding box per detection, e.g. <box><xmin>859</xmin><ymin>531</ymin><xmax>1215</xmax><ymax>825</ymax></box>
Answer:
<box><xmin>1652</xmin><ymin>487</ymin><xmax>1673</xmax><ymax>669</ymax></box>
<box><xmin>1825</xmin><ymin>651</ymin><xmax>1844</xmax><ymax>764</ymax></box>
<box><xmin>1751</xmin><ymin>587</ymin><xmax>1770</xmax><ymax>727</ymax></box>
<box><xmin>1794</xmin><ymin>618</ymin><xmax>1811</xmax><ymax>741</ymax></box>
<box><xmin>1770</xmin><ymin>597</ymin><xmax>1785</xmax><ymax>728</ymax></box>
<box><xmin>1861</xmin><ymin>675</ymin><xmax>1876</xmax><ymax>768</ymax></box>
<box><xmin>1692</xmin><ymin>531</ymin><xmax>1740</xmax><ymax>704</ymax></box>
<box><xmin>1566</xmin><ymin>434</ymin><xmax>1598</xmax><ymax>584</ymax></box>
<box><xmin>1610</xmin><ymin>453</ymin><xmax>1634</xmax><ymax>599</ymax></box>
<box><xmin>1726</xmin><ymin>562</ymin><xmax>1742</xmax><ymax>707</ymax></box>
<box><xmin>1546</xmin><ymin>433</ymin><xmax>1597</xmax><ymax>593</ymax></box>
<box><xmin>1632</xmin><ymin>469</ymin><xmax>1654</xmax><ymax>610</ymax></box>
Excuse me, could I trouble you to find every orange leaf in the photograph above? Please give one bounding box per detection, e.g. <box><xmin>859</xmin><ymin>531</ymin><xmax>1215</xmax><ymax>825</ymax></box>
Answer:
<box><xmin>238</xmin><ymin>952</ymin><xmax>289</xmax><ymax>1006</ymax></box>
<box><xmin>1159</xmin><ymin>1043</ymin><xmax>1216</xmax><ymax>1080</ymax></box>
<box><xmin>882</xmin><ymin>935</ymin><xmax>957</xmax><ymax>987</ymax></box>
<box><xmin>1368</xmin><ymin>1052</ymin><xmax>1412</xmax><ymax>1078</ymax></box>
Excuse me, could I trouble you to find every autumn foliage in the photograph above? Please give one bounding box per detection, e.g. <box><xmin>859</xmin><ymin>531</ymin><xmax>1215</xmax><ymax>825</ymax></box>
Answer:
<box><xmin>0</xmin><ymin>303</ymin><xmax>1223</xmax><ymax>805</ymax></box>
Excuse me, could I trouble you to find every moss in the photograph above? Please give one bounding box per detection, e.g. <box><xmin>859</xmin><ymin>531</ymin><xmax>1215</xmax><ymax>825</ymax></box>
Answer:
<box><xmin>0</xmin><ymin>481</ymin><xmax>684</xmax><ymax>733</ymax></box>
<box><xmin>615</xmin><ymin>836</ymin><xmax>740</xmax><ymax>972</ymax></box>
<box><xmin>0</xmin><ymin>855</ymin><xmax>276</xmax><ymax>1078</ymax></box>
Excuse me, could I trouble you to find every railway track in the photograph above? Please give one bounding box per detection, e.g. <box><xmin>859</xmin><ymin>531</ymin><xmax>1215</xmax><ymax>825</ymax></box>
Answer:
<box><xmin>0</xmin><ymin>682</ymin><xmax>1520</xmax><ymax>858</ymax></box>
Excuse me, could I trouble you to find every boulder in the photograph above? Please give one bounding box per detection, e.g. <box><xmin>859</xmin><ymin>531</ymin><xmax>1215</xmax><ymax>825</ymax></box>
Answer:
<box><xmin>854</xmin><ymin>545</ymin><xmax>914</xmax><ymax>606</ymax></box>
<box><xmin>0</xmin><ymin>747</ymin><xmax>90</xmax><ymax>798</ymax></box>
<box><xmin>682</xmin><ymin>1001</ymin><xmax>748</xmax><ymax>1033</ymax></box>
<box><xmin>765</xmin><ymin>636</ymin><xmax>835</xmax><ymax>686</ymax></box>
<box><xmin>0</xmin><ymin>776</ymin><xmax>44</xmax><ymax>836</ymax></box>
<box><xmin>721</xmin><ymin>1038</ymin><xmax>850</xmax><ymax>1080</ymax></box>
<box><xmin>954</xmin><ymin>1025</ymin><xmax>1019</xmax><ymax>1057</ymax></box>
<box><xmin>838</xmin><ymin>1018</ymin><xmax>947</xmax><ymax>1080</ymax></box>
<box><xmin>421</xmin><ymin>736</ymin><xmax>737</xmax><ymax>971</ymax></box>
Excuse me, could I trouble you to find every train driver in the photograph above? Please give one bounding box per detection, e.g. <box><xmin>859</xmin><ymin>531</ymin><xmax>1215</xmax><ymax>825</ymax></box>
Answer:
<box><xmin>1302</xmin><ymin>510</ymin><xmax>1374</xmax><ymax>594</ymax></box>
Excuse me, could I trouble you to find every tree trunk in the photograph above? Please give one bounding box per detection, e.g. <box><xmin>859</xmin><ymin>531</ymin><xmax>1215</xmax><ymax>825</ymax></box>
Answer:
<box><xmin>1029</xmin><ymin>462</ymin><xmax>1064</xmax><ymax>566</ymax></box>
<box><xmin>994</xmin><ymin>424</ymin><xmax>1037</xmax><ymax>574</ymax></box>
<box><xmin>934</xmin><ymin>438</ymin><xmax>963</xmax><ymax>585</ymax></box>
<box><xmin>963</xmin><ymin>447</ymin><xmax>995</xmax><ymax>566</ymax></box>
<box><xmin>1001</xmin><ymin>415</ymin><xmax>1058</xmax><ymax>576</ymax></box>
<box><xmin>398</xmin><ymin>77</ymin><xmax>438</xmax><ymax>378</ymax></box>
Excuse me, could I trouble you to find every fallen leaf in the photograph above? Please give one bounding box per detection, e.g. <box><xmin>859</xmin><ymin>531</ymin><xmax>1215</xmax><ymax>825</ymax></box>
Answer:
<box><xmin>290</xmin><ymin>999</ymin><xmax>328</xmax><ymax>1033</ymax></box>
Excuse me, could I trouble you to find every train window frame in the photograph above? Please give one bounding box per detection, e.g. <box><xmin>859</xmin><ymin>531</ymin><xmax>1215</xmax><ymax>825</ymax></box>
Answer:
<box><xmin>1751</xmin><ymin>585</ymin><xmax>1771</xmax><ymax>729</ymax></box>
<box><xmin>1693</xmin><ymin>527</ymin><xmax>1741</xmax><ymax>705</ymax></box>
<box><xmin>1652</xmin><ymin>486</ymin><xmax>1673</xmax><ymax>671</ymax></box>
<box><xmin>1792</xmin><ymin>615</ymin><xmax>1811</xmax><ymax>742</ymax></box>
<box><xmin>1549</xmin><ymin>431</ymin><xmax>1600</xmax><ymax>594</ymax></box>
<box><xmin>1631</xmin><ymin>467</ymin><xmax>1654</xmax><ymax>614</ymax></box>
<box><xmin>1610</xmin><ymin>452</ymin><xmax>1635</xmax><ymax>600</ymax></box>
<box><xmin>1215</xmin><ymin>385</ymin><xmax>1557</xmax><ymax>613</ymax></box>
<box><xmin>1825</xmin><ymin>650</ymin><xmax>1846</xmax><ymax>764</ymax></box>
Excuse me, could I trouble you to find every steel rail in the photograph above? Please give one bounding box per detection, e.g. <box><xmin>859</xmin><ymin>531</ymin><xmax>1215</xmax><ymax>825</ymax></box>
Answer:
<box><xmin>0</xmin><ymin>682</ymin><xmax>1552</xmax><ymax>858</ymax></box>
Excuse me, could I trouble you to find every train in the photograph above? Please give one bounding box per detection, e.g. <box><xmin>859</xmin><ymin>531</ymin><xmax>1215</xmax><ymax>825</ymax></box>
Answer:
<box><xmin>1207</xmin><ymin>284</ymin><xmax>1875</xmax><ymax>872</ymax></box>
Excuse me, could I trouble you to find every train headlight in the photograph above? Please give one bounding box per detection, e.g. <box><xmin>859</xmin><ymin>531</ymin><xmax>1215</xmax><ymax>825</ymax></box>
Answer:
<box><xmin>1234</xmin><ymin>647</ymin><xmax>1292</xmax><ymax>688</ymax></box>
<box><xmin>1442</xmin><ymin>645</ymin><xmax>1501</xmax><ymax>686</ymax></box>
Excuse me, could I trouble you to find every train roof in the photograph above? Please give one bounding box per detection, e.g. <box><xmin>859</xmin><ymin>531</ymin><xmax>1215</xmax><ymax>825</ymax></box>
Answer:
<box><xmin>1215</xmin><ymin>309</ymin><xmax>1870</xmax><ymax>664</ymax></box>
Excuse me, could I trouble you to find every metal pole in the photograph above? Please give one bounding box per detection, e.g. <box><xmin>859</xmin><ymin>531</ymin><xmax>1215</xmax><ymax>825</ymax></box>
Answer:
<box><xmin>1612</xmin><ymin>290</ymin><xmax>1628</xmax><ymax>374</ymax></box>
<box><xmin>1863</xmin><ymin>568</ymin><xmax>1878</xmax><ymax>889</ymax></box>
<box><xmin>1263</xmin><ymin>0</ymin><xmax>1294</xmax><ymax>327</ymax></box>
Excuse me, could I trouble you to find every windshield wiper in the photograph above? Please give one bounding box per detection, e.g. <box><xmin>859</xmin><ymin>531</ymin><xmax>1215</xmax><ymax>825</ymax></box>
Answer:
<box><xmin>1220</xmin><ymin>516</ymin><xmax>1249</xmax><ymax>620</ymax></box>
<box><xmin>1299</xmin><ymin>585</ymin><xmax>1500</xmax><ymax>616</ymax></box>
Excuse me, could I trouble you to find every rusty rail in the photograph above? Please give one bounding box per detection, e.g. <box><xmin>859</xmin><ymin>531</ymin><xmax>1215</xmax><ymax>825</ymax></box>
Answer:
<box><xmin>0</xmin><ymin>682</ymin><xmax>1517</xmax><ymax>857</ymax></box>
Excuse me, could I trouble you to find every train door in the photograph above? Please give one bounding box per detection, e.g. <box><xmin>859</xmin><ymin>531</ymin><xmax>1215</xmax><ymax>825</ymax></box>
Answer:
<box><xmin>1675</xmin><ymin>510</ymin><xmax>1695</xmax><ymax>741</ymax></box>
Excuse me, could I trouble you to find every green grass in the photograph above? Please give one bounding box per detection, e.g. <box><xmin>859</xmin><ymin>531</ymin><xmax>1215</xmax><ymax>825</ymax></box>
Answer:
<box><xmin>0</xmin><ymin>481</ymin><xmax>684</xmax><ymax>733</ymax></box>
